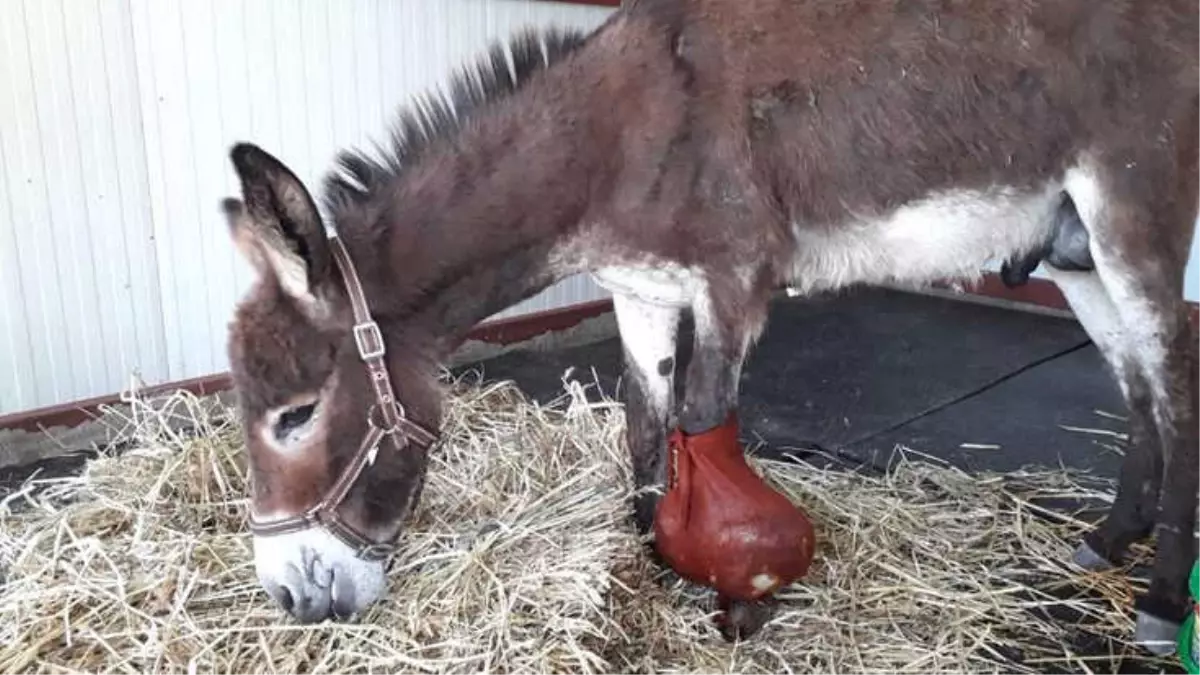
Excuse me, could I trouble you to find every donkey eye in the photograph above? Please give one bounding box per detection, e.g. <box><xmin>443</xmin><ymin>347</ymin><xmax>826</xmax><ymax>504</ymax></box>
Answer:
<box><xmin>276</xmin><ymin>402</ymin><xmax>317</xmax><ymax>439</ymax></box>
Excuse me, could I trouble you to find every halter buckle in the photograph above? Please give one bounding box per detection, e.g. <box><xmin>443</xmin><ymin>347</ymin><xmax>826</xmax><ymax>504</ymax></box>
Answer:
<box><xmin>353</xmin><ymin>321</ymin><xmax>386</xmax><ymax>360</ymax></box>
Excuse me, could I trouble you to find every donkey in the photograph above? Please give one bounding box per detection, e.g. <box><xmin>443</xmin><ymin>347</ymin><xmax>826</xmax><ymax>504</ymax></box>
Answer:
<box><xmin>218</xmin><ymin>0</ymin><xmax>1198</xmax><ymax>651</ymax></box>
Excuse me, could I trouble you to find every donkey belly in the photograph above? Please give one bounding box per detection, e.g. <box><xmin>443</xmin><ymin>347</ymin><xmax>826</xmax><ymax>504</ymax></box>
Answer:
<box><xmin>786</xmin><ymin>183</ymin><xmax>1064</xmax><ymax>295</ymax></box>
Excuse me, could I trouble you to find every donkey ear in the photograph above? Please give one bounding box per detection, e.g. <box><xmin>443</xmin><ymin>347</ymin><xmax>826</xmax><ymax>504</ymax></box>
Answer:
<box><xmin>226</xmin><ymin>143</ymin><xmax>332</xmax><ymax>305</ymax></box>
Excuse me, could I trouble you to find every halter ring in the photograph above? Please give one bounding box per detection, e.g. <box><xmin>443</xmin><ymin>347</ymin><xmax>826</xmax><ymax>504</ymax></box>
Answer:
<box><xmin>367</xmin><ymin>400</ymin><xmax>407</xmax><ymax>435</ymax></box>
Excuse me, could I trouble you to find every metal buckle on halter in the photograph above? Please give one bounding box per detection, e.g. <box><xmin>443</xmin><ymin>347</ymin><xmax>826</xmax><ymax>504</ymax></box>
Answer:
<box><xmin>353</xmin><ymin>321</ymin><xmax>386</xmax><ymax>360</ymax></box>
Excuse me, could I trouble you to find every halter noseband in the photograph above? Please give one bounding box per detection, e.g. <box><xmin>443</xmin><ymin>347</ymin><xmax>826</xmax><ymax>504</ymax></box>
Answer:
<box><xmin>246</xmin><ymin>234</ymin><xmax>440</xmax><ymax>561</ymax></box>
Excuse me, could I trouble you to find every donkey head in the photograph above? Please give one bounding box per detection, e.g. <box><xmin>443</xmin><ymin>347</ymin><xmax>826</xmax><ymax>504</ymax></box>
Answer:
<box><xmin>222</xmin><ymin>143</ymin><xmax>440</xmax><ymax>623</ymax></box>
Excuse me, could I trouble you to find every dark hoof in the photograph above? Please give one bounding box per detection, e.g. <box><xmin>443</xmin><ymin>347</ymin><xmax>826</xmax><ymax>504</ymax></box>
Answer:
<box><xmin>641</xmin><ymin>540</ymin><xmax>692</xmax><ymax>595</ymax></box>
<box><xmin>1134</xmin><ymin>609</ymin><xmax>1182</xmax><ymax>656</ymax></box>
<box><xmin>632</xmin><ymin>491</ymin><xmax>660</xmax><ymax>538</ymax></box>
<box><xmin>1071</xmin><ymin>540</ymin><xmax>1115</xmax><ymax>572</ymax></box>
<box><xmin>643</xmin><ymin>539</ymin><xmax>669</xmax><ymax>572</ymax></box>
<box><xmin>715</xmin><ymin>596</ymin><xmax>775</xmax><ymax>642</ymax></box>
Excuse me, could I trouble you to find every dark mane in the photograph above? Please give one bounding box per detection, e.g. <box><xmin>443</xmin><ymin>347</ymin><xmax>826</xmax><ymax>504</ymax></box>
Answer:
<box><xmin>321</xmin><ymin>26</ymin><xmax>590</xmax><ymax>214</ymax></box>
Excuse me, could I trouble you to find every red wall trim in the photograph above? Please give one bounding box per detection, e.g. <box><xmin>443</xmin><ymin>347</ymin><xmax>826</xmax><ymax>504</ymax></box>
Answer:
<box><xmin>938</xmin><ymin>274</ymin><xmax>1070</xmax><ymax>313</ymax></box>
<box><xmin>941</xmin><ymin>274</ymin><xmax>1198</xmax><ymax>330</ymax></box>
<box><xmin>0</xmin><ymin>373</ymin><xmax>236</xmax><ymax>435</ymax></box>
<box><xmin>468</xmin><ymin>298</ymin><xmax>613</xmax><ymax>344</ymax></box>
<box><xmin>0</xmin><ymin>299</ymin><xmax>614</xmax><ymax>434</ymax></box>
<box><xmin>2</xmin><ymin>280</ymin><xmax>1195</xmax><ymax>435</ymax></box>
<box><xmin>543</xmin><ymin>0</ymin><xmax>621</xmax><ymax>6</ymax></box>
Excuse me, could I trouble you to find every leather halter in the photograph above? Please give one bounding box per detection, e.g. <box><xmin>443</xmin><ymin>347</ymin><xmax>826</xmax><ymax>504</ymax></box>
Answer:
<box><xmin>246</xmin><ymin>234</ymin><xmax>440</xmax><ymax>561</ymax></box>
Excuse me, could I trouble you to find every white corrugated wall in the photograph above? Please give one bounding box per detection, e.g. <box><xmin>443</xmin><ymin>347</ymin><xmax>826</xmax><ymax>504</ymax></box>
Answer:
<box><xmin>0</xmin><ymin>0</ymin><xmax>616</xmax><ymax>415</ymax></box>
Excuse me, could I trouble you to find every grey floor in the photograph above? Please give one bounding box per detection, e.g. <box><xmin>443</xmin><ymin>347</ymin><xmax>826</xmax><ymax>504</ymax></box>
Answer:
<box><xmin>470</xmin><ymin>287</ymin><xmax>1125</xmax><ymax>478</ymax></box>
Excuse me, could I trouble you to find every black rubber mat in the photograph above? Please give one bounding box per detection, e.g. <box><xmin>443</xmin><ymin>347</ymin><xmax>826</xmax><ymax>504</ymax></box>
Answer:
<box><xmin>848</xmin><ymin>345</ymin><xmax>1126</xmax><ymax>475</ymax></box>
<box><xmin>470</xmin><ymin>287</ymin><xmax>1118</xmax><ymax>477</ymax></box>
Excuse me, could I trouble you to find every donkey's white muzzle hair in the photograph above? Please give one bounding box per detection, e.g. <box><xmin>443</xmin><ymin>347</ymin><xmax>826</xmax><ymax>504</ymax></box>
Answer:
<box><xmin>253</xmin><ymin>528</ymin><xmax>386</xmax><ymax>623</ymax></box>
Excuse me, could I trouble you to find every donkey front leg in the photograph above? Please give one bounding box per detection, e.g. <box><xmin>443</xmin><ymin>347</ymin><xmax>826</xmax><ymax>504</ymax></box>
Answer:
<box><xmin>679</xmin><ymin>294</ymin><xmax>751</xmax><ymax>435</ymax></box>
<box><xmin>679</xmin><ymin>292</ymin><xmax>777</xmax><ymax>641</ymax></box>
<box><xmin>613</xmin><ymin>293</ymin><xmax>682</xmax><ymax>537</ymax></box>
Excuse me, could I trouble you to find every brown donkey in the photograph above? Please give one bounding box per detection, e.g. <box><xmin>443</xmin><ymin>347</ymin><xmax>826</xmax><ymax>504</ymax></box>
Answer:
<box><xmin>219</xmin><ymin>0</ymin><xmax>1198</xmax><ymax>651</ymax></box>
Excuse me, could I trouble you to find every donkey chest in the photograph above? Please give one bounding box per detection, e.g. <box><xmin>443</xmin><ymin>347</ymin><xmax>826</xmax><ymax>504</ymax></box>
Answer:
<box><xmin>786</xmin><ymin>184</ymin><xmax>1063</xmax><ymax>294</ymax></box>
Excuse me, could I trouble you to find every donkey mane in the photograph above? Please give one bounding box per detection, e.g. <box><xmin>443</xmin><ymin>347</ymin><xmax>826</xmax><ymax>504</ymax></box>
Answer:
<box><xmin>321</xmin><ymin>26</ymin><xmax>591</xmax><ymax>216</ymax></box>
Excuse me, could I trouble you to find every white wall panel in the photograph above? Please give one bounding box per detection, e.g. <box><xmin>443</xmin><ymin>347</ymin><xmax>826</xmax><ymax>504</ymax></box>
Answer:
<box><xmin>2</xmin><ymin>0</ymin><xmax>168</xmax><ymax>413</ymax></box>
<box><xmin>0</xmin><ymin>0</ymin><xmax>615</xmax><ymax>415</ymax></box>
<box><xmin>6</xmin><ymin>0</ymin><xmax>1191</xmax><ymax>416</ymax></box>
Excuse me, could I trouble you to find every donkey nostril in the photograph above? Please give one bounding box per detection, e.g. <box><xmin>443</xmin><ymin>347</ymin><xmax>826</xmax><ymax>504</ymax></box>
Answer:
<box><xmin>330</xmin><ymin>571</ymin><xmax>357</xmax><ymax>620</ymax></box>
<box><xmin>271</xmin><ymin>584</ymin><xmax>295</xmax><ymax>612</ymax></box>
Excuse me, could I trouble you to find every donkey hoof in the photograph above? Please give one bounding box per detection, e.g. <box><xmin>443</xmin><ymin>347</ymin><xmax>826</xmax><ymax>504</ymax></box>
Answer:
<box><xmin>715</xmin><ymin>596</ymin><xmax>774</xmax><ymax>642</ymax></box>
<box><xmin>1071</xmin><ymin>540</ymin><xmax>1114</xmax><ymax>571</ymax></box>
<box><xmin>1134</xmin><ymin>609</ymin><xmax>1181</xmax><ymax>656</ymax></box>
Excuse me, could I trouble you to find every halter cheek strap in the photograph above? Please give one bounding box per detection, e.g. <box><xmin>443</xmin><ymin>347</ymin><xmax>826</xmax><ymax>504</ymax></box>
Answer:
<box><xmin>246</xmin><ymin>234</ymin><xmax>440</xmax><ymax>561</ymax></box>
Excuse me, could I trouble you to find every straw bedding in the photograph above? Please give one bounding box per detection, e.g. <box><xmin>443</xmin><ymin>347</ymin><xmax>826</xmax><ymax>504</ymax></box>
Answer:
<box><xmin>0</xmin><ymin>373</ymin><xmax>1171</xmax><ymax>673</ymax></box>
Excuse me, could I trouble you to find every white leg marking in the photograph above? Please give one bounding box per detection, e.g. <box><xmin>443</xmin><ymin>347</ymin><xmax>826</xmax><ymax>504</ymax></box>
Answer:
<box><xmin>690</xmin><ymin>289</ymin><xmax>752</xmax><ymax>378</ymax></box>
<box><xmin>1044</xmin><ymin>267</ymin><xmax>1130</xmax><ymax>389</ymax></box>
<box><xmin>1065</xmin><ymin>164</ymin><xmax>1171</xmax><ymax>412</ymax></box>
<box><xmin>613</xmin><ymin>293</ymin><xmax>681</xmax><ymax>416</ymax></box>
<box><xmin>592</xmin><ymin>263</ymin><xmax>703</xmax><ymax>307</ymax></box>
<box><xmin>1095</xmin><ymin>259</ymin><xmax>1172</xmax><ymax>414</ymax></box>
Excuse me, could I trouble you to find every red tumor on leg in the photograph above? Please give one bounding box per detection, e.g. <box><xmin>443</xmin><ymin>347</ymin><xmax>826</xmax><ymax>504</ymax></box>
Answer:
<box><xmin>653</xmin><ymin>414</ymin><xmax>816</xmax><ymax>613</ymax></box>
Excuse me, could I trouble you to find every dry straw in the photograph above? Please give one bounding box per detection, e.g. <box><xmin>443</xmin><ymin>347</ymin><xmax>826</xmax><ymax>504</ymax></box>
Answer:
<box><xmin>0</xmin><ymin>372</ymin><xmax>1170</xmax><ymax>673</ymax></box>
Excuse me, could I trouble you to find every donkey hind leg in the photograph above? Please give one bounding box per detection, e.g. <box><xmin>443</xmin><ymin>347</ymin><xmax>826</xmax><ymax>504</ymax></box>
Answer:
<box><xmin>613</xmin><ymin>293</ymin><xmax>682</xmax><ymax>537</ymax></box>
<box><xmin>1097</xmin><ymin>261</ymin><xmax>1198</xmax><ymax>654</ymax></box>
<box><xmin>1064</xmin><ymin>165</ymin><xmax>1200</xmax><ymax>654</ymax></box>
<box><xmin>1044</xmin><ymin>268</ymin><xmax>1162</xmax><ymax>570</ymax></box>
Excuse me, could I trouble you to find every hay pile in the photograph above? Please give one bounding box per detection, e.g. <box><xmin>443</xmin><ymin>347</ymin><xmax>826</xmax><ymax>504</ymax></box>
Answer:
<box><xmin>0</xmin><ymin>373</ymin><xmax>1170</xmax><ymax>673</ymax></box>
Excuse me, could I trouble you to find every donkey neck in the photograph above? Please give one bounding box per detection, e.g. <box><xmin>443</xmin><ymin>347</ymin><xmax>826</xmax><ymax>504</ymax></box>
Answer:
<box><xmin>332</xmin><ymin>16</ymin><xmax>681</xmax><ymax>351</ymax></box>
<box><xmin>368</xmin><ymin>79</ymin><xmax>616</xmax><ymax>346</ymax></box>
